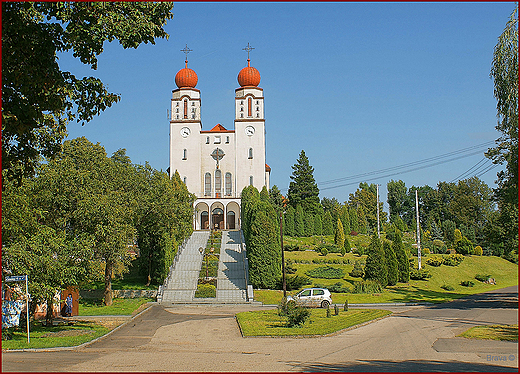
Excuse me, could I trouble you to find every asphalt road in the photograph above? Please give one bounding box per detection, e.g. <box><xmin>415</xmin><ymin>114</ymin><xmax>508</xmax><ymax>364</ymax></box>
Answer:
<box><xmin>2</xmin><ymin>286</ymin><xmax>518</xmax><ymax>372</ymax></box>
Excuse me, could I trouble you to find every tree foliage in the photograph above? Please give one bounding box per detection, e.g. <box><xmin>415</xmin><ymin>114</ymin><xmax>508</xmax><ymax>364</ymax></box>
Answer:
<box><xmin>364</xmin><ymin>233</ymin><xmax>387</xmax><ymax>286</ymax></box>
<box><xmin>2</xmin><ymin>2</ymin><xmax>174</xmax><ymax>183</ymax></box>
<box><xmin>287</xmin><ymin>150</ymin><xmax>321</xmax><ymax>215</ymax></box>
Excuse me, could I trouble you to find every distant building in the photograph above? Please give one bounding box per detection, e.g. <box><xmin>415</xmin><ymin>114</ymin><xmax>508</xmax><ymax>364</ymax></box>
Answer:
<box><xmin>169</xmin><ymin>45</ymin><xmax>270</xmax><ymax>230</ymax></box>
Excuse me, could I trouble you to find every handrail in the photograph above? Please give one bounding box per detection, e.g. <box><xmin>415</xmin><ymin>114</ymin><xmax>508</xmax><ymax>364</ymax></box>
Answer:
<box><xmin>240</xmin><ymin>230</ymin><xmax>250</xmax><ymax>301</ymax></box>
<box><xmin>158</xmin><ymin>235</ymin><xmax>190</xmax><ymax>300</ymax></box>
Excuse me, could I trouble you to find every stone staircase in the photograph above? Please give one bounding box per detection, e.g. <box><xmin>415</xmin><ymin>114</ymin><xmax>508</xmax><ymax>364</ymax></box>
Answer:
<box><xmin>158</xmin><ymin>230</ymin><xmax>253</xmax><ymax>304</ymax></box>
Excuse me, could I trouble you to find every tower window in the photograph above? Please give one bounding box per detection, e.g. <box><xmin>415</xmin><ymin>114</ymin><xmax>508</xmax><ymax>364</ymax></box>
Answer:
<box><xmin>176</xmin><ymin>108</ymin><xmax>179</xmax><ymax>113</ymax></box>
<box><xmin>176</xmin><ymin>102</ymin><xmax>179</xmax><ymax>107</ymax></box>
<box><xmin>183</xmin><ymin>177</ymin><xmax>187</xmax><ymax>184</ymax></box>
<box><xmin>256</xmin><ymin>100</ymin><xmax>259</xmax><ymax>105</ymax></box>
<box><xmin>225</xmin><ymin>172</ymin><xmax>232</xmax><ymax>196</ymax></box>
<box><xmin>240</xmin><ymin>107</ymin><xmax>244</xmax><ymax>112</ymax></box>
<box><xmin>204</xmin><ymin>173</ymin><xmax>211</xmax><ymax>196</ymax></box>
<box><xmin>192</xmin><ymin>102</ymin><xmax>195</xmax><ymax>106</ymax></box>
<box><xmin>256</xmin><ymin>106</ymin><xmax>259</xmax><ymax>111</ymax></box>
<box><xmin>225</xmin><ymin>136</ymin><xmax>229</xmax><ymax>144</ymax></box>
<box><xmin>240</xmin><ymin>113</ymin><xmax>243</xmax><ymax>118</ymax></box>
<box><xmin>182</xmin><ymin>149</ymin><xmax>187</xmax><ymax>160</ymax></box>
<box><xmin>184</xmin><ymin>100</ymin><xmax>188</xmax><ymax>119</ymax></box>
<box><xmin>248</xmin><ymin>97</ymin><xmax>252</xmax><ymax>117</ymax></box>
<box><xmin>206</xmin><ymin>137</ymin><xmax>210</xmax><ymax>144</ymax></box>
<box><xmin>248</xmin><ymin>148</ymin><xmax>253</xmax><ymax>159</ymax></box>
<box><xmin>256</xmin><ymin>113</ymin><xmax>260</xmax><ymax>118</ymax></box>
<box><xmin>249</xmin><ymin>176</ymin><xmax>253</xmax><ymax>186</ymax></box>
<box><xmin>215</xmin><ymin>169</ymin><xmax>222</xmax><ymax>197</ymax></box>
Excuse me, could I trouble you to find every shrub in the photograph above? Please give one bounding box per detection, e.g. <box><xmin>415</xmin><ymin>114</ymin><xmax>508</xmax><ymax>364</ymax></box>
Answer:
<box><xmin>473</xmin><ymin>246</ymin><xmax>483</xmax><ymax>256</ymax></box>
<box><xmin>327</xmin><ymin>282</ymin><xmax>351</xmax><ymax>293</ymax></box>
<box><xmin>409</xmin><ymin>269</ymin><xmax>432</xmax><ymax>280</ymax></box>
<box><xmin>443</xmin><ymin>254</ymin><xmax>464</xmax><ymax>266</ymax></box>
<box><xmin>334</xmin><ymin>304</ymin><xmax>339</xmax><ymax>315</ymax></box>
<box><xmin>320</xmin><ymin>247</ymin><xmax>329</xmax><ymax>256</ymax></box>
<box><xmin>285</xmin><ymin>259</ymin><xmax>297</xmax><ymax>274</ymax></box>
<box><xmin>278</xmin><ymin>275</ymin><xmax>312</xmax><ymax>291</ymax></box>
<box><xmin>286</xmin><ymin>305</ymin><xmax>311</xmax><ymax>327</ymax></box>
<box><xmin>305</xmin><ymin>266</ymin><xmax>345</xmax><ymax>279</ymax></box>
<box><xmin>441</xmin><ymin>284</ymin><xmax>454</xmax><ymax>291</ymax></box>
<box><xmin>475</xmin><ymin>274</ymin><xmax>491</xmax><ymax>282</ymax></box>
<box><xmin>460</xmin><ymin>280</ymin><xmax>475</xmax><ymax>287</ymax></box>
<box><xmin>425</xmin><ymin>256</ymin><xmax>443</xmax><ymax>267</ymax></box>
<box><xmin>352</xmin><ymin>280</ymin><xmax>383</xmax><ymax>294</ymax></box>
<box><xmin>343</xmin><ymin>299</ymin><xmax>349</xmax><ymax>311</ymax></box>
<box><xmin>455</xmin><ymin>236</ymin><xmax>473</xmax><ymax>255</ymax></box>
<box><xmin>349</xmin><ymin>260</ymin><xmax>364</xmax><ymax>278</ymax></box>
<box><xmin>422</xmin><ymin>248</ymin><xmax>430</xmax><ymax>255</ymax></box>
<box><xmin>194</xmin><ymin>283</ymin><xmax>216</xmax><ymax>298</ymax></box>
<box><xmin>352</xmin><ymin>247</ymin><xmax>365</xmax><ymax>256</ymax></box>
<box><xmin>326</xmin><ymin>305</ymin><xmax>331</xmax><ymax>318</ymax></box>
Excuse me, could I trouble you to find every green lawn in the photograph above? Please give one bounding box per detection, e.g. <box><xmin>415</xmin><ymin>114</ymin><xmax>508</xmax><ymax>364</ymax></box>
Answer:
<box><xmin>79</xmin><ymin>297</ymin><xmax>152</xmax><ymax>316</ymax></box>
<box><xmin>458</xmin><ymin>324</ymin><xmax>518</xmax><ymax>342</ymax></box>
<box><xmin>236</xmin><ymin>308</ymin><xmax>391</xmax><ymax>337</ymax></box>
<box><xmin>2</xmin><ymin>321</ymin><xmax>110</xmax><ymax>350</ymax></box>
<box><xmin>255</xmin><ymin>248</ymin><xmax>518</xmax><ymax>305</ymax></box>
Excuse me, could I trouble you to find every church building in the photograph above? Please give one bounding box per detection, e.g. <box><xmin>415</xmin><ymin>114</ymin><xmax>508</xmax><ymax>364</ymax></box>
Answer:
<box><xmin>169</xmin><ymin>45</ymin><xmax>270</xmax><ymax>230</ymax></box>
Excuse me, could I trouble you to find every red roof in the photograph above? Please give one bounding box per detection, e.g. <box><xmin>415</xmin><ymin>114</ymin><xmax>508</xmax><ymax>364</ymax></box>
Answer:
<box><xmin>201</xmin><ymin>124</ymin><xmax>235</xmax><ymax>133</ymax></box>
<box><xmin>265</xmin><ymin>164</ymin><xmax>271</xmax><ymax>172</ymax></box>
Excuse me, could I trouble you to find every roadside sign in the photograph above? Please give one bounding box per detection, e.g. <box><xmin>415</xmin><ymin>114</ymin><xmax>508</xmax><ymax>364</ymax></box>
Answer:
<box><xmin>5</xmin><ymin>275</ymin><xmax>27</xmax><ymax>282</ymax></box>
<box><xmin>2</xmin><ymin>275</ymin><xmax>30</xmax><ymax>343</ymax></box>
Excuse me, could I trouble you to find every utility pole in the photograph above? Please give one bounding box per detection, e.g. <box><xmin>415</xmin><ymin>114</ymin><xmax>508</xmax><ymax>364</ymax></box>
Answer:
<box><xmin>415</xmin><ymin>189</ymin><xmax>422</xmax><ymax>270</ymax></box>
<box><xmin>280</xmin><ymin>211</ymin><xmax>286</xmax><ymax>298</ymax></box>
<box><xmin>376</xmin><ymin>184</ymin><xmax>380</xmax><ymax>238</ymax></box>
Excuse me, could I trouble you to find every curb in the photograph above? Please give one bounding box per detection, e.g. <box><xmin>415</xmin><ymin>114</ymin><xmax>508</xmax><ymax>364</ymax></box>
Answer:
<box><xmin>4</xmin><ymin>304</ymin><xmax>154</xmax><ymax>353</ymax></box>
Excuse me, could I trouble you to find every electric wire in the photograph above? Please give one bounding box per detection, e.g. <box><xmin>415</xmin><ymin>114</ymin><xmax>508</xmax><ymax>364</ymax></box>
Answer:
<box><xmin>449</xmin><ymin>157</ymin><xmax>490</xmax><ymax>183</ymax></box>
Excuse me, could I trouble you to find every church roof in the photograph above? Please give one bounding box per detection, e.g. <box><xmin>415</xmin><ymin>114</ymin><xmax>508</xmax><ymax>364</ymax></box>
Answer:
<box><xmin>201</xmin><ymin>124</ymin><xmax>235</xmax><ymax>133</ymax></box>
<box><xmin>265</xmin><ymin>164</ymin><xmax>271</xmax><ymax>172</ymax></box>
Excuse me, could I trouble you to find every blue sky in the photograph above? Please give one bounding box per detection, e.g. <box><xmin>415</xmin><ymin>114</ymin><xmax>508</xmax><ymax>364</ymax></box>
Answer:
<box><xmin>62</xmin><ymin>2</ymin><xmax>515</xmax><ymax>207</ymax></box>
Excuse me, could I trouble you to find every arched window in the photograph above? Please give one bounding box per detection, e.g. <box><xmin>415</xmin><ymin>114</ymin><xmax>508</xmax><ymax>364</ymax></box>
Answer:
<box><xmin>182</xmin><ymin>149</ymin><xmax>187</xmax><ymax>160</ymax></box>
<box><xmin>249</xmin><ymin>175</ymin><xmax>253</xmax><ymax>186</ymax></box>
<box><xmin>183</xmin><ymin>100</ymin><xmax>188</xmax><ymax>119</ymax></box>
<box><xmin>225</xmin><ymin>172</ymin><xmax>232</xmax><ymax>196</ymax></box>
<box><xmin>215</xmin><ymin>170</ymin><xmax>221</xmax><ymax>197</ymax></box>
<box><xmin>227</xmin><ymin>211</ymin><xmax>235</xmax><ymax>230</ymax></box>
<box><xmin>183</xmin><ymin>176</ymin><xmax>187</xmax><ymax>184</ymax></box>
<box><xmin>204</xmin><ymin>173</ymin><xmax>211</xmax><ymax>196</ymax></box>
<box><xmin>248</xmin><ymin>148</ymin><xmax>253</xmax><ymax>159</ymax></box>
<box><xmin>248</xmin><ymin>97</ymin><xmax>252</xmax><ymax>117</ymax></box>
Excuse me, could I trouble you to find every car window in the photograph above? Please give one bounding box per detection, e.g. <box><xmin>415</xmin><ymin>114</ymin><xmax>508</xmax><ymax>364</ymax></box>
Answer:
<box><xmin>299</xmin><ymin>290</ymin><xmax>311</xmax><ymax>297</ymax></box>
<box><xmin>313</xmin><ymin>289</ymin><xmax>325</xmax><ymax>296</ymax></box>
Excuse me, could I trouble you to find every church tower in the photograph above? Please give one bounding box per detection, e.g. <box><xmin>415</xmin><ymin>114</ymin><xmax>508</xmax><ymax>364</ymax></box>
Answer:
<box><xmin>234</xmin><ymin>43</ymin><xmax>268</xmax><ymax>191</ymax></box>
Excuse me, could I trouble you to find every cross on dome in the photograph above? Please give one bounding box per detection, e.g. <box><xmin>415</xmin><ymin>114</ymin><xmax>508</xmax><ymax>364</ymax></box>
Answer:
<box><xmin>181</xmin><ymin>44</ymin><xmax>193</xmax><ymax>67</ymax></box>
<box><xmin>242</xmin><ymin>43</ymin><xmax>254</xmax><ymax>65</ymax></box>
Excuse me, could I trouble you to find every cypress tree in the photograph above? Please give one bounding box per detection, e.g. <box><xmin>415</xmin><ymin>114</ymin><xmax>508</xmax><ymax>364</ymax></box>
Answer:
<box><xmin>357</xmin><ymin>206</ymin><xmax>368</xmax><ymax>234</ymax></box>
<box><xmin>260</xmin><ymin>185</ymin><xmax>270</xmax><ymax>201</ymax></box>
<box><xmin>383</xmin><ymin>240</ymin><xmax>398</xmax><ymax>286</ymax></box>
<box><xmin>295</xmin><ymin>204</ymin><xmax>305</xmax><ymax>237</ymax></box>
<box><xmin>349</xmin><ymin>207</ymin><xmax>359</xmax><ymax>233</ymax></box>
<box><xmin>393</xmin><ymin>228</ymin><xmax>409</xmax><ymax>282</ymax></box>
<box><xmin>335</xmin><ymin>218</ymin><xmax>345</xmax><ymax>255</ymax></box>
<box><xmin>248</xmin><ymin>210</ymin><xmax>281</xmax><ymax>289</ymax></box>
<box><xmin>340</xmin><ymin>205</ymin><xmax>351</xmax><ymax>235</ymax></box>
<box><xmin>304</xmin><ymin>213</ymin><xmax>314</xmax><ymax>237</ymax></box>
<box><xmin>314</xmin><ymin>214</ymin><xmax>323</xmax><ymax>235</ymax></box>
<box><xmin>323</xmin><ymin>211</ymin><xmax>333</xmax><ymax>235</ymax></box>
<box><xmin>284</xmin><ymin>205</ymin><xmax>295</xmax><ymax>237</ymax></box>
<box><xmin>364</xmin><ymin>233</ymin><xmax>387</xmax><ymax>286</ymax></box>
<box><xmin>344</xmin><ymin>236</ymin><xmax>351</xmax><ymax>254</ymax></box>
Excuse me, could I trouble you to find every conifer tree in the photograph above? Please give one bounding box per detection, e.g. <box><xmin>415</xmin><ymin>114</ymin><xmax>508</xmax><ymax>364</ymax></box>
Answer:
<box><xmin>383</xmin><ymin>240</ymin><xmax>398</xmax><ymax>286</ymax></box>
<box><xmin>260</xmin><ymin>185</ymin><xmax>270</xmax><ymax>201</ymax></box>
<box><xmin>284</xmin><ymin>205</ymin><xmax>295</xmax><ymax>237</ymax></box>
<box><xmin>349</xmin><ymin>207</ymin><xmax>359</xmax><ymax>233</ymax></box>
<box><xmin>287</xmin><ymin>150</ymin><xmax>321</xmax><ymax>215</ymax></box>
<box><xmin>304</xmin><ymin>213</ymin><xmax>314</xmax><ymax>237</ymax></box>
<box><xmin>344</xmin><ymin>236</ymin><xmax>351</xmax><ymax>254</ymax></box>
<box><xmin>357</xmin><ymin>206</ymin><xmax>368</xmax><ymax>234</ymax></box>
<box><xmin>339</xmin><ymin>205</ymin><xmax>351</xmax><ymax>235</ymax></box>
<box><xmin>335</xmin><ymin>218</ymin><xmax>345</xmax><ymax>255</ymax></box>
<box><xmin>392</xmin><ymin>228</ymin><xmax>409</xmax><ymax>282</ymax></box>
<box><xmin>314</xmin><ymin>214</ymin><xmax>323</xmax><ymax>235</ymax></box>
<box><xmin>322</xmin><ymin>211</ymin><xmax>334</xmax><ymax>235</ymax></box>
<box><xmin>295</xmin><ymin>204</ymin><xmax>305</xmax><ymax>237</ymax></box>
<box><xmin>364</xmin><ymin>233</ymin><xmax>387</xmax><ymax>286</ymax></box>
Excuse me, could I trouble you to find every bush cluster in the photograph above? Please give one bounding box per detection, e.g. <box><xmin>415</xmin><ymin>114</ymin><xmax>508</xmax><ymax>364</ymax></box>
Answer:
<box><xmin>443</xmin><ymin>254</ymin><xmax>464</xmax><ymax>266</ymax></box>
<box><xmin>315</xmin><ymin>243</ymin><xmax>340</xmax><ymax>254</ymax></box>
<box><xmin>425</xmin><ymin>256</ymin><xmax>443</xmax><ymax>267</ymax></box>
<box><xmin>441</xmin><ymin>284</ymin><xmax>454</xmax><ymax>291</ymax></box>
<box><xmin>305</xmin><ymin>266</ymin><xmax>345</xmax><ymax>279</ymax></box>
<box><xmin>311</xmin><ymin>258</ymin><xmax>350</xmax><ymax>265</ymax></box>
<box><xmin>278</xmin><ymin>298</ymin><xmax>311</xmax><ymax>327</ymax></box>
<box><xmin>349</xmin><ymin>260</ymin><xmax>364</xmax><ymax>278</ymax></box>
<box><xmin>352</xmin><ymin>280</ymin><xmax>383</xmax><ymax>294</ymax></box>
<box><xmin>194</xmin><ymin>283</ymin><xmax>216</xmax><ymax>298</ymax></box>
<box><xmin>460</xmin><ymin>280</ymin><xmax>475</xmax><ymax>287</ymax></box>
<box><xmin>475</xmin><ymin>274</ymin><xmax>491</xmax><ymax>282</ymax></box>
<box><xmin>277</xmin><ymin>275</ymin><xmax>312</xmax><ymax>291</ymax></box>
<box><xmin>409</xmin><ymin>268</ymin><xmax>432</xmax><ymax>280</ymax></box>
<box><xmin>327</xmin><ymin>282</ymin><xmax>352</xmax><ymax>293</ymax></box>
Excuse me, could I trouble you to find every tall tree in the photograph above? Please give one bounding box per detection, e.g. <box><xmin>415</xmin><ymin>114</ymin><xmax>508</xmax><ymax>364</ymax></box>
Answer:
<box><xmin>2</xmin><ymin>2</ymin><xmax>174</xmax><ymax>183</ymax></box>
<box><xmin>284</xmin><ymin>205</ymin><xmax>295</xmax><ymax>237</ymax></box>
<box><xmin>364</xmin><ymin>233</ymin><xmax>387</xmax><ymax>286</ymax></box>
<box><xmin>486</xmin><ymin>5</ymin><xmax>518</xmax><ymax>256</ymax></box>
<box><xmin>322</xmin><ymin>211</ymin><xmax>334</xmax><ymax>236</ymax></box>
<box><xmin>287</xmin><ymin>150</ymin><xmax>321</xmax><ymax>215</ymax></box>
<box><xmin>269</xmin><ymin>185</ymin><xmax>285</xmax><ymax>214</ymax></box>
<box><xmin>392</xmin><ymin>228</ymin><xmax>409</xmax><ymax>283</ymax></box>
<box><xmin>387</xmin><ymin>180</ymin><xmax>408</xmax><ymax>223</ymax></box>
<box><xmin>334</xmin><ymin>218</ymin><xmax>345</xmax><ymax>255</ymax></box>
<box><xmin>383</xmin><ymin>240</ymin><xmax>398</xmax><ymax>286</ymax></box>
<box><xmin>295</xmin><ymin>204</ymin><xmax>305</xmax><ymax>237</ymax></box>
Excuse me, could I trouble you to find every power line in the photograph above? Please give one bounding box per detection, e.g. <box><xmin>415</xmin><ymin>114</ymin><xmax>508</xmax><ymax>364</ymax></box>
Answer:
<box><xmin>449</xmin><ymin>157</ymin><xmax>490</xmax><ymax>182</ymax></box>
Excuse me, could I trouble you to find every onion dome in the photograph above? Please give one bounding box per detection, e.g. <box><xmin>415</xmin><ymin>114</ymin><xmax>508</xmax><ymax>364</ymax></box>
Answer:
<box><xmin>175</xmin><ymin>60</ymin><xmax>198</xmax><ymax>88</ymax></box>
<box><xmin>238</xmin><ymin>59</ymin><xmax>261</xmax><ymax>87</ymax></box>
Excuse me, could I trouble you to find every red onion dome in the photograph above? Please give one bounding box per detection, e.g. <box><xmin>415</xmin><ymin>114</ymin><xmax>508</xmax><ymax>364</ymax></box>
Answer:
<box><xmin>175</xmin><ymin>60</ymin><xmax>198</xmax><ymax>88</ymax></box>
<box><xmin>238</xmin><ymin>59</ymin><xmax>261</xmax><ymax>87</ymax></box>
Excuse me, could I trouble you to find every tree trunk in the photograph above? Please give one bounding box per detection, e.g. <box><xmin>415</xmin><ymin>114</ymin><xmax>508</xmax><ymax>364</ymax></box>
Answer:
<box><xmin>104</xmin><ymin>260</ymin><xmax>113</xmax><ymax>306</ymax></box>
<box><xmin>45</xmin><ymin>297</ymin><xmax>54</xmax><ymax>325</ymax></box>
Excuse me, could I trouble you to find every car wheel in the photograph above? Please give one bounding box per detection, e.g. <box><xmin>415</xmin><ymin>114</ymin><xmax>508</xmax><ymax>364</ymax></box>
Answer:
<box><xmin>321</xmin><ymin>300</ymin><xmax>330</xmax><ymax>309</ymax></box>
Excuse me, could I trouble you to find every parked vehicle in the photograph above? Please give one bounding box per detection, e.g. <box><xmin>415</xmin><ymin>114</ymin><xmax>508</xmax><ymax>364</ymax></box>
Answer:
<box><xmin>286</xmin><ymin>288</ymin><xmax>332</xmax><ymax>308</ymax></box>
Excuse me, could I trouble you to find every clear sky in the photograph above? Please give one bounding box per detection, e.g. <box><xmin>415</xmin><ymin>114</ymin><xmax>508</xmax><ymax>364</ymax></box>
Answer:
<box><xmin>62</xmin><ymin>2</ymin><xmax>515</xmax><ymax>207</ymax></box>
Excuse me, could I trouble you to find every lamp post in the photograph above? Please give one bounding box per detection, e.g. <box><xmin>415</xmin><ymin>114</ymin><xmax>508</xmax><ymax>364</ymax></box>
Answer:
<box><xmin>280</xmin><ymin>211</ymin><xmax>286</xmax><ymax>298</ymax></box>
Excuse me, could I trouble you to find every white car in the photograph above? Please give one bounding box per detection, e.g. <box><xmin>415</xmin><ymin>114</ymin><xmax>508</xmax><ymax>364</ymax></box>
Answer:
<box><xmin>286</xmin><ymin>288</ymin><xmax>333</xmax><ymax>308</ymax></box>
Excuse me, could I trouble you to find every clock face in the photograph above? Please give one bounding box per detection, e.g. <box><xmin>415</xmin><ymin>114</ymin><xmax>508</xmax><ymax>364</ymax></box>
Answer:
<box><xmin>245</xmin><ymin>126</ymin><xmax>255</xmax><ymax>136</ymax></box>
<box><xmin>180</xmin><ymin>127</ymin><xmax>191</xmax><ymax>138</ymax></box>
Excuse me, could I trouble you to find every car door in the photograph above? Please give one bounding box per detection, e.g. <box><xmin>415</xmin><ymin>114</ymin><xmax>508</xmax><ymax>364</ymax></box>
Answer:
<box><xmin>311</xmin><ymin>289</ymin><xmax>325</xmax><ymax>307</ymax></box>
<box><xmin>297</xmin><ymin>289</ymin><xmax>312</xmax><ymax>306</ymax></box>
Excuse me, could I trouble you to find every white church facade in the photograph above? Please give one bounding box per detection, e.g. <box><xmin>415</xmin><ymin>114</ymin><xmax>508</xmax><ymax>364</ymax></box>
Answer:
<box><xmin>169</xmin><ymin>45</ymin><xmax>270</xmax><ymax>230</ymax></box>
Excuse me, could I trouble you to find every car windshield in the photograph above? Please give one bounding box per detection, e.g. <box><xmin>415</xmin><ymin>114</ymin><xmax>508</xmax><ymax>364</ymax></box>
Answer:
<box><xmin>299</xmin><ymin>290</ymin><xmax>311</xmax><ymax>297</ymax></box>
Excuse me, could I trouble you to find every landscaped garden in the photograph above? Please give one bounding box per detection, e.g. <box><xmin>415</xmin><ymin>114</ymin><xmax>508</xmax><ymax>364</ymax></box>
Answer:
<box><xmin>194</xmin><ymin>230</ymin><xmax>222</xmax><ymax>298</ymax></box>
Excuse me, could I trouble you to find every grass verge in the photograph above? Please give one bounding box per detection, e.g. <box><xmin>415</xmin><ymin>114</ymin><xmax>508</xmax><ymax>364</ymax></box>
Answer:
<box><xmin>79</xmin><ymin>297</ymin><xmax>153</xmax><ymax>316</ymax></box>
<box><xmin>458</xmin><ymin>324</ymin><xmax>518</xmax><ymax>342</ymax></box>
<box><xmin>2</xmin><ymin>321</ymin><xmax>110</xmax><ymax>350</ymax></box>
<box><xmin>236</xmin><ymin>308</ymin><xmax>391</xmax><ymax>337</ymax></box>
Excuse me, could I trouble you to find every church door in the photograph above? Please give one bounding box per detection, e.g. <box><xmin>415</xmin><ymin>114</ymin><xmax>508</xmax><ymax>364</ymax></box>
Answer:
<box><xmin>212</xmin><ymin>208</ymin><xmax>224</xmax><ymax>230</ymax></box>
<box><xmin>201</xmin><ymin>211</ymin><xmax>209</xmax><ymax>230</ymax></box>
<box><xmin>227</xmin><ymin>211</ymin><xmax>235</xmax><ymax>229</ymax></box>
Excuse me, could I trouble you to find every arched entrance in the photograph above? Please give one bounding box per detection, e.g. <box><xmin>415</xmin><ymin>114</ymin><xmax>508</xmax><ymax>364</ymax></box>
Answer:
<box><xmin>212</xmin><ymin>208</ymin><xmax>224</xmax><ymax>230</ymax></box>
<box><xmin>201</xmin><ymin>211</ymin><xmax>209</xmax><ymax>229</ymax></box>
<box><xmin>227</xmin><ymin>211</ymin><xmax>236</xmax><ymax>229</ymax></box>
